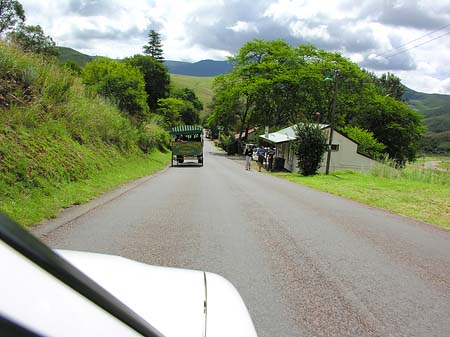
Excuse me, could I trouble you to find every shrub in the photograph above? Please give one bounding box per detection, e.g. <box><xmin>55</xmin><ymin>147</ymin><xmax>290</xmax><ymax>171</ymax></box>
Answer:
<box><xmin>82</xmin><ymin>58</ymin><xmax>149</xmax><ymax>123</ymax></box>
<box><xmin>292</xmin><ymin>122</ymin><xmax>327</xmax><ymax>175</ymax></box>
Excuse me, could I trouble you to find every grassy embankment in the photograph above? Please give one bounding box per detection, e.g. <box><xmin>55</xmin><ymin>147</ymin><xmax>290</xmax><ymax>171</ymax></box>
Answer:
<box><xmin>170</xmin><ymin>73</ymin><xmax>214</xmax><ymax>118</ymax></box>
<box><xmin>0</xmin><ymin>42</ymin><xmax>170</xmax><ymax>226</ymax></box>
<box><xmin>269</xmin><ymin>161</ymin><xmax>450</xmax><ymax>229</ymax></box>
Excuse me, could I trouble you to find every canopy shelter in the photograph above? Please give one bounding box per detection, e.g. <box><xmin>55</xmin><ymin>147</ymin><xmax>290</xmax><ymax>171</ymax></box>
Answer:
<box><xmin>171</xmin><ymin>125</ymin><xmax>203</xmax><ymax>136</ymax></box>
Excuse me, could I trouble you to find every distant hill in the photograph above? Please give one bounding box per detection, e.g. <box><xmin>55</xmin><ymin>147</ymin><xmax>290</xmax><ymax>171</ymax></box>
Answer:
<box><xmin>170</xmin><ymin>74</ymin><xmax>214</xmax><ymax>118</ymax></box>
<box><xmin>57</xmin><ymin>46</ymin><xmax>95</xmax><ymax>66</ymax></box>
<box><xmin>403</xmin><ymin>88</ymin><xmax>450</xmax><ymax>153</ymax></box>
<box><xmin>165</xmin><ymin>59</ymin><xmax>233</xmax><ymax>77</ymax></box>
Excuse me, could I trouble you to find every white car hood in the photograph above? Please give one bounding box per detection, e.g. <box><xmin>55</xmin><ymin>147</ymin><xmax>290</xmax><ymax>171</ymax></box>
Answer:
<box><xmin>57</xmin><ymin>250</ymin><xmax>257</xmax><ymax>337</ymax></box>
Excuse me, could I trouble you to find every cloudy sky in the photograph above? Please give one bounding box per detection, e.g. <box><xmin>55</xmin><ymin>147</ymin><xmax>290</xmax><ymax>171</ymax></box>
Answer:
<box><xmin>20</xmin><ymin>0</ymin><xmax>450</xmax><ymax>94</ymax></box>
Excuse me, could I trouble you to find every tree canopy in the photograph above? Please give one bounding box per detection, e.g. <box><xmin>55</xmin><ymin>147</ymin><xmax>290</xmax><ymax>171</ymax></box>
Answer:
<box><xmin>124</xmin><ymin>54</ymin><xmax>170</xmax><ymax>110</ymax></box>
<box><xmin>0</xmin><ymin>0</ymin><xmax>25</xmax><ymax>34</ymax></box>
<box><xmin>209</xmin><ymin>39</ymin><xmax>424</xmax><ymax>164</ymax></box>
<box><xmin>143</xmin><ymin>29</ymin><xmax>164</xmax><ymax>62</ymax></box>
<box><xmin>7</xmin><ymin>24</ymin><xmax>58</xmax><ymax>57</ymax></box>
<box><xmin>82</xmin><ymin>58</ymin><xmax>149</xmax><ymax>123</ymax></box>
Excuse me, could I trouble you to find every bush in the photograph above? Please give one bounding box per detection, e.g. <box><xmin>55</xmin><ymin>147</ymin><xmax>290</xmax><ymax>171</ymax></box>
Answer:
<box><xmin>82</xmin><ymin>58</ymin><xmax>149</xmax><ymax>123</ymax></box>
<box><xmin>138</xmin><ymin>122</ymin><xmax>170</xmax><ymax>152</ymax></box>
<box><xmin>292</xmin><ymin>122</ymin><xmax>327</xmax><ymax>175</ymax></box>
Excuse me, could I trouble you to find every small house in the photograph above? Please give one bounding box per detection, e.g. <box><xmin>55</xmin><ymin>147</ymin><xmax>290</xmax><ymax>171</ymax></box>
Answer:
<box><xmin>259</xmin><ymin>124</ymin><xmax>375</xmax><ymax>173</ymax></box>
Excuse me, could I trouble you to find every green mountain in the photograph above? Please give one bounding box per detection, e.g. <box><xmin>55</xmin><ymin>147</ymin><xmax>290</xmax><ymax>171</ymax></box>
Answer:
<box><xmin>403</xmin><ymin>88</ymin><xmax>450</xmax><ymax>153</ymax></box>
<box><xmin>165</xmin><ymin>59</ymin><xmax>233</xmax><ymax>76</ymax></box>
<box><xmin>170</xmin><ymin>74</ymin><xmax>214</xmax><ymax>118</ymax></box>
<box><xmin>57</xmin><ymin>46</ymin><xmax>95</xmax><ymax>66</ymax></box>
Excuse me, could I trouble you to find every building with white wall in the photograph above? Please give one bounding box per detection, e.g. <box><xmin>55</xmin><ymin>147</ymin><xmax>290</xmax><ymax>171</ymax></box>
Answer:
<box><xmin>259</xmin><ymin>124</ymin><xmax>376</xmax><ymax>173</ymax></box>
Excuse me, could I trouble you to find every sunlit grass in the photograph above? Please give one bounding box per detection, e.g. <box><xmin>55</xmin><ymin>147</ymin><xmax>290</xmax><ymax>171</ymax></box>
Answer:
<box><xmin>0</xmin><ymin>151</ymin><xmax>170</xmax><ymax>227</ymax></box>
<box><xmin>273</xmin><ymin>169</ymin><xmax>450</xmax><ymax>229</ymax></box>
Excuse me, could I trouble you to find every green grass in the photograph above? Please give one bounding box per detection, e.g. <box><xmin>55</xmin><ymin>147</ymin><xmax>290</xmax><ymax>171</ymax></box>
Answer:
<box><xmin>170</xmin><ymin>73</ymin><xmax>214</xmax><ymax>117</ymax></box>
<box><xmin>272</xmin><ymin>170</ymin><xmax>450</xmax><ymax>229</ymax></box>
<box><xmin>0</xmin><ymin>151</ymin><xmax>170</xmax><ymax>226</ymax></box>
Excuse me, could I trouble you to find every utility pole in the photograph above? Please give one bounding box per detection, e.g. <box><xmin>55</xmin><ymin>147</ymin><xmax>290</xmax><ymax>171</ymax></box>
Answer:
<box><xmin>325</xmin><ymin>70</ymin><xmax>339</xmax><ymax>175</ymax></box>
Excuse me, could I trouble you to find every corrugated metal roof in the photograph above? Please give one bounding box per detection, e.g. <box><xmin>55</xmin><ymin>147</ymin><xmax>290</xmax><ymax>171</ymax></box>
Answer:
<box><xmin>259</xmin><ymin>123</ymin><xmax>329</xmax><ymax>144</ymax></box>
<box><xmin>171</xmin><ymin>125</ymin><xmax>203</xmax><ymax>135</ymax></box>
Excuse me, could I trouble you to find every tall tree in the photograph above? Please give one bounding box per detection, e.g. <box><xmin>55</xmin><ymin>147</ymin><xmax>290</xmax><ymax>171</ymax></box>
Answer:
<box><xmin>124</xmin><ymin>54</ymin><xmax>170</xmax><ymax>110</ymax></box>
<box><xmin>7</xmin><ymin>24</ymin><xmax>58</xmax><ymax>57</ymax></box>
<box><xmin>143</xmin><ymin>29</ymin><xmax>164</xmax><ymax>62</ymax></box>
<box><xmin>211</xmin><ymin>38</ymin><xmax>425</xmax><ymax>163</ymax></box>
<box><xmin>0</xmin><ymin>0</ymin><xmax>25</xmax><ymax>34</ymax></box>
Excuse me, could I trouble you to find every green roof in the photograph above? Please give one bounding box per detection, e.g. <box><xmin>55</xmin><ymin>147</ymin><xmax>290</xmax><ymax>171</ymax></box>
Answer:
<box><xmin>171</xmin><ymin>125</ymin><xmax>203</xmax><ymax>135</ymax></box>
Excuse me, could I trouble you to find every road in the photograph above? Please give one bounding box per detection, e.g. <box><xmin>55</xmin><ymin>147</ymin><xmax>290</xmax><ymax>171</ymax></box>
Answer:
<box><xmin>34</xmin><ymin>140</ymin><xmax>450</xmax><ymax>337</ymax></box>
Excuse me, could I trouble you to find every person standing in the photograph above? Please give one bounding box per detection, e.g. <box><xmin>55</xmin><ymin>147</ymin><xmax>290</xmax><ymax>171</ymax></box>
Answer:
<box><xmin>256</xmin><ymin>145</ymin><xmax>266</xmax><ymax>172</ymax></box>
<box><xmin>267</xmin><ymin>147</ymin><xmax>275</xmax><ymax>172</ymax></box>
<box><xmin>244</xmin><ymin>145</ymin><xmax>253</xmax><ymax>171</ymax></box>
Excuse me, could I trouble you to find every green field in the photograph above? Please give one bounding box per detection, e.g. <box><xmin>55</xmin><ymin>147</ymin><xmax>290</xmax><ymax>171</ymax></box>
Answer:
<box><xmin>170</xmin><ymin>73</ymin><xmax>214</xmax><ymax>117</ymax></box>
<box><xmin>270</xmin><ymin>169</ymin><xmax>450</xmax><ymax>229</ymax></box>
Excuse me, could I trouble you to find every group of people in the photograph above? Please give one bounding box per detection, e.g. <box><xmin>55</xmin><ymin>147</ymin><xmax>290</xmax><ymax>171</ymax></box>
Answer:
<box><xmin>244</xmin><ymin>144</ymin><xmax>276</xmax><ymax>172</ymax></box>
<box><xmin>175</xmin><ymin>134</ymin><xmax>202</xmax><ymax>142</ymax></box>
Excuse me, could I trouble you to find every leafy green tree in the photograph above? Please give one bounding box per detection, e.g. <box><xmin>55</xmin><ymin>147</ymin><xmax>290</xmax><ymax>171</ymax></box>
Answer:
<box><xmin>172</xmin><ymin>88</ymin><xmax>202</xmax><ymax>124</ymax></box>
<box><xmin>82</xmin><ymin>58</ymin><xmax>149</xmax><ymax>123</ymax></box>
<box><xmin>359</xmin><ymin>96</ymin><xmax>425</xmax><ymax>165</ymax></box>
<box><xmin>292</xmin><ymin>123</ymin><xmax>327</xmax><ymax>175</ymax></box>
<box><xmin>0</xmin><ymin>0</ymin><xmax>25</xmax><ymax>34</ymax></box>
<box><xmin>172</xmin><ymin>88</ymin><xmax>203</xmax><ymax>111</ymax></box>
<box><xmin>212</xmin><ymin>38</ymin><xmax>425</xmax><ymax>163</ymax></box>
<box><xmin>143</xmin><ymin>29</ymin><xmax>164</xmax><ymax>62</ymax></box>
<box><xmin>340</xmin><ymin>126</ymin><xmax>386</xmax><ymax>159</ymax></box>
<box><xmin>124</xmin><ymin>54</ymin><xmax>170</xmax><ymax>110</ymax></box>
<box><xmin>7</xmin><ymin>24</ymin><xmax>58</xmax><ymax>57</ymax></box>
<box><xmin>377</xmin><ymin>72</ymin><xmax>405</xmax><ymax>100</ymax></box>
<box><xmin>156</xmin><ymin>97</ymin><xmax>184</xmax><ymax>127</ymax></box>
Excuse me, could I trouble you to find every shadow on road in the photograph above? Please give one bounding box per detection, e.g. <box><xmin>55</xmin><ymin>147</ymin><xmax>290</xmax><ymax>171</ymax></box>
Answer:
<box><xmin>170</xmin><ymin>162</ymin><xmax>203</xmax><ymax>168</ymax></box>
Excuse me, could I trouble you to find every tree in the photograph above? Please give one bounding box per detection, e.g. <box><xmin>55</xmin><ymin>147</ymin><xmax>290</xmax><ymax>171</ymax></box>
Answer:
<box><xmin>172</xmin><ymin>88</ymin><xmax>202</xmax><ymax>124</ymax></box>
<box><xmin>0</xmin><ymin>0</ymin><xmax>25</xmax><ymax>34</ymax></box>
<box><xmin>124</xmin><ymin>54</ymin><xmax>170</xmax><ymax>110</ymax></box>
<box><xmin>143</xmin><ymin>29</ymin><xmax>164</xmax><ymax>62</ymax></box>
<box><xmin>82</xmin><ymin>58</ymin><xmax>149</xmax><ymax>123</ymax></box>
<box><xmin>172</xmin><ymin>88</ymin><xmax>203</xmax><ymax>111</ymax></box>
<box><xmin>340</xmin><ymin>126</ymin><xmax>386</xmax><ymax>159</ymax></box>
<box><xmin>7</xmin><ymin>24</ymin><xmax>58</xmax><ymax>57</ymax></box>
<box><xmin>359</xmin><ymin>96</ymin><xmax>425</xmax><ymax>165</ymax></box>
<box><xmin>292</xmin><ymin>123</ymin><xmax>327</xmax><ymax>175</ymax></box>
<box><xmin>156</xmin><ymin>97</ymin><xmax>183</xmax><ymax>128</ymax></box>
<box><xmin>212</xmin><ymin>38</ymin><xmax>425</xmax><ymax>163</ymax></box>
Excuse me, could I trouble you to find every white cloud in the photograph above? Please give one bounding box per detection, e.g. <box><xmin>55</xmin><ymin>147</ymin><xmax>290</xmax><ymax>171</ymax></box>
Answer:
<box><xmin>227</xmin><ymin>21</ymin><xmax>259</xmax><ymax>33</ymax></box>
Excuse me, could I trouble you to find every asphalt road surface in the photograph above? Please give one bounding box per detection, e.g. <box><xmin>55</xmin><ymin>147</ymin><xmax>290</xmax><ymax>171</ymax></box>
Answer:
<box><xmin>34</xmin><ymin>140</ymin><xmax>450</xmax><ymax>337</ymax></box>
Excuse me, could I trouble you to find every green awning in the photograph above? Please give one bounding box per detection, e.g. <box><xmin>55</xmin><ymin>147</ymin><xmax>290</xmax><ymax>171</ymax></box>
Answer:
<box><xmin>171</xmin><ymin>125</ymin><xmax>203</xmax><ymax>135</ymax></box>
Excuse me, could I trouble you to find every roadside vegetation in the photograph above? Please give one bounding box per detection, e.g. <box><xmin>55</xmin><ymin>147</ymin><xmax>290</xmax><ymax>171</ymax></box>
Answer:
<box><xmin>0</xmin><ymin>41</ymin><xmax>171</xmax><ymax>225</ymax></box>
<box><xmin>272</xmin><ymin>164</ymin><xmax>450</xmax><ymax>229</ymax></box>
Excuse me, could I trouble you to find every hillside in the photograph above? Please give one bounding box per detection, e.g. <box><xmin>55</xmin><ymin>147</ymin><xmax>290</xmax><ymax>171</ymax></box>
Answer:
<box><xmin>57</xmin><ymin>46</ymin><xmax>95</xmax><ymax>66</ymax></box>
<box><xmin>170</xmin><ymin>74</ymin><xmax>214</xmax><ymax>117</ymax></box>
<box><xmin>403</xmin><ymin>88</ymin><xmax>450</xmax><ymax>153</ymax></box>
<box><xmin>165</xmin><ymin>59</ymin><xmax>232</xmax><ymax>77</ymax></box>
